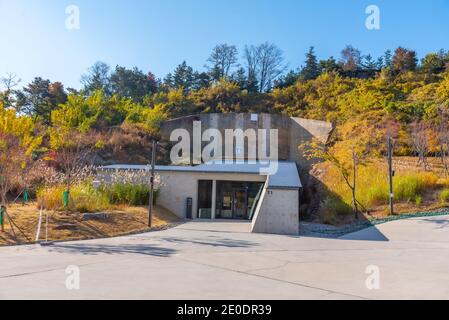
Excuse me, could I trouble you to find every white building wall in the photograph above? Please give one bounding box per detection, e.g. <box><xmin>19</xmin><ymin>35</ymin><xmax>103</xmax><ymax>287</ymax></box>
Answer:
<box><xmin>157</xmin><ymin>171</ymin><xmax>266</xmax><ymax>219</ymax></box>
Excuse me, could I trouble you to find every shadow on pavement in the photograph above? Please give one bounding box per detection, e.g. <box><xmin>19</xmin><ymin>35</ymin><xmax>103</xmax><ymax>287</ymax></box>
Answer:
<box><xmin>419</xmin><ymin>218</ymin><xmax>449</xmax><ymax>229</ymax></box>
<box><xmin>160</xmin><ymin>235</ymin><xmax>259</xmax><ymax>248</ymax></box>
<box><xmin>49</xmin><ymin>243</ymin><xmax>177</xmax><ymax>257</ymax></box>
<box><xmin>338</xmin><ymin>226</ymin><xmax>390</xmax><ymax>242</ymax></box>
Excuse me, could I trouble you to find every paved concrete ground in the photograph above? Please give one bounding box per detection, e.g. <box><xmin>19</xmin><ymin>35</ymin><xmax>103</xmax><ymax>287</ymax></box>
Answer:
<box><xmin>1</xmin><ymin>216</ymin><xmax>449</xmax><ymax>300</ymax></box>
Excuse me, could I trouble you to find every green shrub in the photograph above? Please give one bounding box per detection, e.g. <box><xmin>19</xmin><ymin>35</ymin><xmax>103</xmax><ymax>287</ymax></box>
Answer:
<box><xmin>415</xmin><ymin>195</ymin><xmax>423</xmax><ymax>206</ymax></box>
<box><xmin>394</xmin><ymin>172</ymin><xmax>438</xmax><ymax>202</ymax></box>
<box><xmin>439</xmin><ymin>189</ymin><xmax>449</xmax><ymax>204</ymax></box>
<box><xmin>37</xmin><ymin>181</ymin><xmax>111</xmax><ymax>212</ymax></box>
<box><xmin>100</xmin><ymin>183</ymin><xmax>159</xmax><ymax>206</ymax></box>
<box><xmin>37</xmin><ymin>182</ymin><xmax>159</xmax><ymax>212</ymax></box>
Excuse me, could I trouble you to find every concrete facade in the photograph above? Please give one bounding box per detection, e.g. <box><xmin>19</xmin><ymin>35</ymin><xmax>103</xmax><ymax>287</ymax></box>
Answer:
<box><xmin>100</xmin><ymin>162</ymin><xmax>302</xmax><ymax>235</ymax></box>
<box><xmin>157</xmin><ymin>171</ymin><xmax>266</xmax><ymax>220</ymax></box>
<box><xmin>160</xmin><ymin>113</ymin><xmax>334</xmax><ymax>165</ymax></box>
<box><xmin>99</xmin><ymin>113</ymin><xmax>330</xmax><ymax>236</ymax></box>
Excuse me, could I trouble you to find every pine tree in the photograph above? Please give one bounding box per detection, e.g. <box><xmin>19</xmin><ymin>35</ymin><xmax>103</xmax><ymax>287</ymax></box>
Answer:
<box><xmin>300</xmin><ymin>47</ymin><xmax>320</xmax><ymax>80</ymax></box>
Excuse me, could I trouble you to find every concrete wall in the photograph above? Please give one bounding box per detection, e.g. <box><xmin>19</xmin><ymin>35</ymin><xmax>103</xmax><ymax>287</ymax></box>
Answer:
<box><xmin>157</xmin><ymin>171</ymin><xmax>266</xmax><ymax>219</ymax></box>
<box><xmin>160</xmin><ymin>113</ymin><xmax>333</xmax><ymax>167</ymax></box>
<box><xmin>251</xmin><ymin>186</ymin><xmax>300</xmax><ymax>235</ymax></box>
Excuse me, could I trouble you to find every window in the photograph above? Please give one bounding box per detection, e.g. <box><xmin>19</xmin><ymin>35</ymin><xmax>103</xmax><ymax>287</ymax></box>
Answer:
<box><xmin>197</xmin><ymin>180</ymin><xmax>212</xmax><ymax>219</ymax></box>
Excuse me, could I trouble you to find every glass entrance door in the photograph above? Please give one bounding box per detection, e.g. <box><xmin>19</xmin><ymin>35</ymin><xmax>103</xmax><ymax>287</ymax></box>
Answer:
<box><xmin>216</xmin><ymin>181</ymin><xmax>262</xmax><ymax>220</ymax></box>
<box><xmin>232</xmin><ymin>189</ymin><xmax>248</xmax><ymax>219</ymax></box>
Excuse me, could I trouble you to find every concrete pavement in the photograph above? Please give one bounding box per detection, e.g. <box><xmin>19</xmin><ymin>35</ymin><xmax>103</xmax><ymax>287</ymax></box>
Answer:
<box><xmin>1</xmin><ymin>217</ymin><xmax>449</xmax><ymax>300</ymax></box>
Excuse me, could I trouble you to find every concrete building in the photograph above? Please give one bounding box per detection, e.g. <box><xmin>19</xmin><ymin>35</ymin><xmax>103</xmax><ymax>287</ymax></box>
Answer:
<box><xmin>100</xmin><ymin>113</ymin><xmax>333</xmax><ymax>235</ymax></box>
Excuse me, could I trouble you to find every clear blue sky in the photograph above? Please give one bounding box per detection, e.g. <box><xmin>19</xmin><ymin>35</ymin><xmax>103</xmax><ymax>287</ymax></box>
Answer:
<box><xmin>1</xmin><ymin>0</ymin><xmax>448</xmax><ymax>89</ymax></box>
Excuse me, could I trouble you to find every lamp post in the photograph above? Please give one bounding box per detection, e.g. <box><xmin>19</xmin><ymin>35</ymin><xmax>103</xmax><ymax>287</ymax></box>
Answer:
<box><xmin>387</xmin><ymin>136</ymin><xmax>395</xmax><ymax>216</ymax></box>
<box><xmin>148</xmin><ymin>140</ymin><xmax>158</xmax><ymax>228</ymax></box>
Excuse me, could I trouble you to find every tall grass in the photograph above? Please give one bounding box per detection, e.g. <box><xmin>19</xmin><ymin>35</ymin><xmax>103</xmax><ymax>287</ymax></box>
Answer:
<box><xmin>322</xmin><ymin>163</ymin><xmax>439</xmax><ymax>214</ymax></box>
<box><xmin>37</xmin><ymin>182</ymin><xmax>110</xmax><ymax>212</ymax></box>
<box><xmin>100</xmin><ymin>183</ymin><xmax>159</xmax><ymax>206</ymax></box>
<box><xmin>440</xmin><ymin>189</ymin><xmax>449</xmax><ymax>204</ymax></box>
<box><xmin>37</xmin><ymin>181</ymin><xmax>159</xmax><ymax>212</ymax></box>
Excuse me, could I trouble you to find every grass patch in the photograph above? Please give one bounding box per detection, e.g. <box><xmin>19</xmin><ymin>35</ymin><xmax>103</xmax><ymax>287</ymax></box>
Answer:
<box><xmin>37</xmin><ymin>181</ymin><xmax>159</xmax><ymax>212</ymax></box>
<box><xmin>100</xmin><ymin>183</ymin><xmax>159</xmax><ymax>206</ymax></box>
<box><xmin>440</xmin><ymin>189</ymin><xmax>449</xmax><ymax>204</ymax></box>
<box><xmin>321</xmin><ymin>162</ymin><xmax>439</xmax><ymax>213</ymax></box>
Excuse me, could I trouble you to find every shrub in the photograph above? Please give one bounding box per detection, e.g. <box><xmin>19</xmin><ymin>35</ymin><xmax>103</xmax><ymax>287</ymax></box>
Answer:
<box><xmin>394</xmin><ymin>172</ymin><xmax>438</xmax><ymax>202</ymax></box>
<box><xmin>37</xmin><ymin>182</ymin><xmax>110</xmax><ymax>212</ymax></box>
<box><xmin>100</xmin><ymin>183</ymin><xmax>159</xmax><ymax>206</ymax></box>
<box><xmin>320</xmin><ymin>196</ymin><xmax>352</xmax><ymax>225</ymax></box>
<box><xmin>37</xmin><ymin>182</ymin><xmax>159</xmax><ymax>212</ymax></box>
<box><xmin>439</xmin><ymin>189</ymin><xmax>449</xmax><ymax>204</ymax></box>
<box><xmin>415</xmin><ymin>195</ymin><xmax>422</xmax><ymax>206</ymax></box>
<box><xmin>321</xmin><ymin>162</ymin><xmax>439</xmax><ymax>211</ymax></box>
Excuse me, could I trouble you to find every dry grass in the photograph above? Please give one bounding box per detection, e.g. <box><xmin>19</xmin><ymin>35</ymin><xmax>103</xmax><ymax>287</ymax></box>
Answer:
<box><xmin>0</xmin><ymin>202</ymin><xmax>180</xmax><ymax>246</ymax></box>
<box><xmin>313</xmin><ymin>156</ymin><xmax>449</xmax><ymax>225</ymax></box>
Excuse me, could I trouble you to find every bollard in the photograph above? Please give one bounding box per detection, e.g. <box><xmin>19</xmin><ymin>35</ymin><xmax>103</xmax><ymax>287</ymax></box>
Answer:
<box><xmin>23</xmin><ymin>189</ymin><xmax>29</xmax><ymax>204</ymax></box>
<box><xmin>63</xmin><ymin>190</ymin><xmax>69</xmax><ymax>208</ymax></box>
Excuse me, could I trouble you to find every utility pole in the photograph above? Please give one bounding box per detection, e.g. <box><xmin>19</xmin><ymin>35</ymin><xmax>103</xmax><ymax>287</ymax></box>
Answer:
<box><xmin>387</xmin><ymin>136</ymin><xmax>395</xmax><ymax>216</ymax></box>
<box><xmin>148</xmin><ymin>140</ymin><xmax>157</xmax><ymax>228</ymax></box>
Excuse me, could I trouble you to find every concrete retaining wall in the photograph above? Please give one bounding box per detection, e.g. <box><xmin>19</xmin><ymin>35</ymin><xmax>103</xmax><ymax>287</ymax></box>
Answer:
<box><xmin>251</xmin><ymin>187</ymin><xmax>300</xmax><ymax>235</ymax></box>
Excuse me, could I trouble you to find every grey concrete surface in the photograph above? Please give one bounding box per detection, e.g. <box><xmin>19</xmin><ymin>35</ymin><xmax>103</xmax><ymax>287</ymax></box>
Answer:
<box><xmin>1</xmin><ymin>216</ymin><xmax>449</xmax><ymax>300</ymax></box>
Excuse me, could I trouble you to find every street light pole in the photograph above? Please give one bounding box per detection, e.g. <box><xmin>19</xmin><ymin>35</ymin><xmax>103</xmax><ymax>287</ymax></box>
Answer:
<box><xmin>148</xmin><ymin>140</ymin><xmax>157</xmax><ymax>228</ymax></box>
<box><xmin>387</xmin><ymin>136</ymin><xmax>395</xmax><ymax>216</ymax></box>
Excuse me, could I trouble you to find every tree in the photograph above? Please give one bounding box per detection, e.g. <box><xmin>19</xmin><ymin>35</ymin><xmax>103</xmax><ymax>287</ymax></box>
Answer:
<box><xmin>48</xmin><ymin>82</ymin><xmax>68</xmax><ymax>108</ymax></box>
<box><xmin>48</xmin><ymin>129</ymin><xmax>97</xmax><ymax>213</ymax></box>
<box><xmin>172</xmin><ymin>61</ymin><xmax>196</xmax><ymax>93</ymax></box>
<box><xmin>244</xmin><ymin>43</ymin><xmax>286</xmax><ymax>93</ymax></box>
<box><xmin>274</xmin><ymin>69</ymin><xmax>299</xmax><ymax>88</ymax></box>
<box><xmin>392</xmin><ymin>47</ymin><xmax>417</xmax><ymax>73</ymax></box>
<box><xmin>0</xmin><ymin>104</ymin><xmax>41</xmax><ymax>208</ymax></box>
<box><xmin>0</xmin><ymin>73</ymin><xmax>21</xmax><ymax>110</ymax></box>
<box><xmin>421</xmin><ymin>52</ymin><xmax>445</xmax><ymax>75</ymax></box>
<box><xmin>436</xmin><ymin>106</ymin><xmax>449</xmax><ymax>177</ymax></box>
<box><xmin>410</xmin><ymin>121</ymin><xmax>430</xmax><ymax>171</ymax></box>
<box><xmin>340</xmin><ymin>45</ymin><xmax>362</xmax><ymax>72</ymax></box>
<box><xmin>383</xmin><ymin>50</ymin><xmax>393</xmax><ymax>69</ymax></box>
<box><xmin>110</xmin><ymin>66</ymin><xmax>158</xmax><ymax>102</ymax></box>
<box><xmin>303</xmin><ymin>136</ymin><xmax>369</xmax><ymax>219</ymax></box>
<box><xmin>257</xmin><ymin>43</ymin><xmax>286</xmax><ymax>92</ymax></box>
<box><xmin>231</xmin><ymin>67</ymin><xmax>248</xmax><ymax>89</ymax></box>
<box><xmin>190</xmin><ymin>78</ymin><xmax>243</xmax><ymax>113</ymax></box>
<box><xmin>300</xmin><ymin>47</ymin><xmax>320</xmax><ymax>80</ymax></box>
<box><xmin>17</xmin><ymin>77</ymin><xmax>67</xmax><ymax>124</ymax></box>
<box><xmin>207</xmin><ymin>44</ymin><xmax>239</xmax><ymax>81</ymax></box>
<box><xmin>192</xmin><ymin>72</ymin><xmax>211</xmax><ymax>91</ymax></box>
<box><xmin>243</xmin><ymin>45</ymin><xmax>260</xmax><ymax>93</ymax></box>
<box><xmin>319</xmin><ymin>57</ymin><xmax>341</xmax><ymax>74</ymax></box>
<box><xmin>81</xmin><ymin>61</ymin><xmax>111</xmax><ymax>95</ymax></box>
<box><xmin>362</xmin><ymin>54</ymin><xmax>377</xmax><ymax>70</ymax></box>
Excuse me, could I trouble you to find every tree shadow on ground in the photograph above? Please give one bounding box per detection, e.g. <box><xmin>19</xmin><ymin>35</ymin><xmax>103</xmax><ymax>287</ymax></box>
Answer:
<box><xmin>48</xmin><ymin>243</ymin><xmax>177</xmax><ymax>257</ymax></box>
<box><xmin>159</xmin><ymin>235</ymin><xmax>259</xmax><ymax>248</ymax></box>
<box><xmin>419</xmin><ymin>218</ymin><xmax>449</xmax><ymax>229</ymax></box>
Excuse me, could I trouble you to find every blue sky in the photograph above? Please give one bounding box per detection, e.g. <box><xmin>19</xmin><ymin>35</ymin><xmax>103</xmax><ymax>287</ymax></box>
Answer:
<box><xmin>0</xmin><ymin>0</ymin><xmax>448</xmax><ymax>89</ymax></box>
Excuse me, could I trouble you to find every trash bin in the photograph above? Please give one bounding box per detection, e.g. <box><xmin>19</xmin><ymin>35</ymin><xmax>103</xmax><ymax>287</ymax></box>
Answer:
<box><xmin>186</xmin><ymin>197</ymin><xmax>193</xmax><ymax>219</ymax></box>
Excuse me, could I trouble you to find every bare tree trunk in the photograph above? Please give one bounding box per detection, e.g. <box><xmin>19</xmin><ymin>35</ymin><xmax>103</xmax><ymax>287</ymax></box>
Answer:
<box><xmin>66</xmin><ymin>173</ymin><xmax>71</xmax><ymax>215</ymax></box>
<box><xmin>352</xmin><ymin>151</ymin><xmax>359</xmax><ymax>220</ymax></box>
<box><xmin>441</xmin><ymin>144</ymin><xmax>449</xmax><ymax>178</ymax></box>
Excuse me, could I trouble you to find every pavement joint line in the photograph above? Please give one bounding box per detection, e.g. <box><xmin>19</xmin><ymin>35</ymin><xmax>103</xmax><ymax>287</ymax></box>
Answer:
<box><xmin>0</xmin><ymin>262</ymin><xmax>105</xmax><ymax>280</ymax></box>
<box><xmin>174</xmin><ymin>255</ymin><xmax>370</xmax><ymax>300</ymax></box>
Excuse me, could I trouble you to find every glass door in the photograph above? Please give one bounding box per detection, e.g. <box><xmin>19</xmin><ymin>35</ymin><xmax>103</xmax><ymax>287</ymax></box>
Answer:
<box><xmin>232</xmin><ymin>189</ymin><xmax>248</xmax><ymax>219</ymax></box>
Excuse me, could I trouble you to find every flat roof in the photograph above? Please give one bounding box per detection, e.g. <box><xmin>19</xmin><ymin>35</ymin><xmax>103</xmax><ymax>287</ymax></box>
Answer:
<box><xmin>100</xmin><ymin>161</ymin><xmax>302</xmax><ymax>190</ymax></box>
